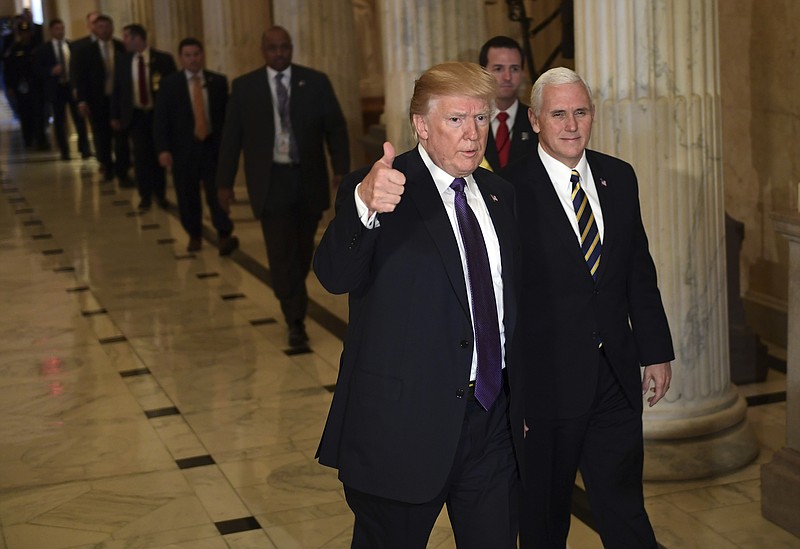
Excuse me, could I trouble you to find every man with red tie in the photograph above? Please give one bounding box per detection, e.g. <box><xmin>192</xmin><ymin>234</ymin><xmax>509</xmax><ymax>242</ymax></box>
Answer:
<box><xmin>479</xmin><ymin>36</ymin><xmax>536</xmax><ymax>171</ymax></box>
<box><xmin>111</xmin><ymin>23</ymin><xmax>176</xmax><ymax>209</ymax></box>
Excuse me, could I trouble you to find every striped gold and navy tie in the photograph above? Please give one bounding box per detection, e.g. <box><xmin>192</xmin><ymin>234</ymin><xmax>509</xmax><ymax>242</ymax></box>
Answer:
<box><xmin>571</xmin><ymin>169</ymin><xmax>602</xmax><ymax>280</ymax></box>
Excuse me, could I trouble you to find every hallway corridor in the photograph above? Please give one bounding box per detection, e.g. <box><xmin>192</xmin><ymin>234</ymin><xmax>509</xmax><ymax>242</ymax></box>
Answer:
<box><xmin>0</xmin><ymin>116</ymin><xmax>796</xmax><ymax>547</ymax></box>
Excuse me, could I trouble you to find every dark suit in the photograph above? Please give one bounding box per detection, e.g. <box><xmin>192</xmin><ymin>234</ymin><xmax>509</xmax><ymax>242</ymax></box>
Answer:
<box><xmin>484</xmin><ymin>101</ymin><xmax>536</xmax><ymax>171</ymax></box>
<box><xmin>217</xmin><ymin>63</ymin><xmax>349</xmax><ymax>327</ymax></box>
<box><xmin>154</xmin><ymin>69</ymin><xmax>232</xmax><ymax>238</ymax></box>
<box><xmin>502</xmin><ymin>149</ymin><xmax>674</xmax><ymax>548</ymax></box>
<box><xmin>112</xmin><ymin>48</ymin><xmax>176</xmax><ymax>203</ymax></box>
<box><xmin>72</xmin><ymin>37</ymin><xmax>130</xmax><ymax>180</ymax></box>
<box><xmin>35</xmin><ymin>38</ymin><xmax>90</xmax><ymax>159</ymax></box>
<box><xmin>314</xmin><ymin>148</ymin><xmax>522</xmax><ymax>547</ymax></box>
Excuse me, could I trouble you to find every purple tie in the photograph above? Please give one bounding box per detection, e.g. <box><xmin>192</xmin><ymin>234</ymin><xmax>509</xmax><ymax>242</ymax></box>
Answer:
<box><xmin>450</xmin><ymin>177</ymin><xmax>503</xmax><ymax>410</ymax></box>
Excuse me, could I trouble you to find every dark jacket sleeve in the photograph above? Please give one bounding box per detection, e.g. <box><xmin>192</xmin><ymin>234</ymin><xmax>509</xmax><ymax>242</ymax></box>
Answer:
<box><xmin>215</xmin><ymin>75</ymin><xmax>244</xmax><ymax>190</ymax></box>
<box><xmin>313</xmin><ymin>166</ymin><xmax>378</xmax><ymax>295</ymax></box>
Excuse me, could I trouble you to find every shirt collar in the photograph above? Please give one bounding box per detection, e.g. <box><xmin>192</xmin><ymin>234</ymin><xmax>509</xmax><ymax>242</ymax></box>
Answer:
<box><xmin>417</xmin><ymin>143</ymin><xmax>477</xmax><ymax>197</ymax></box>
<box><xmin>184</xmin><ymin>69</ymin><xmax>203</xmax><ymax>81</ymax></box>
<box><xmin>495</xmin><ymin>99</ymin><xmax>519</xmax><ymax>122</ymax></box>
<box><xmin>537</xmin><ymin>144</ymin><xmax>588</xmax><ymax>188</ymax></box>
<box><xmin>266</xmin><ymin>65</ymin><xmax>292</xmax><ymax>83</ymax></box>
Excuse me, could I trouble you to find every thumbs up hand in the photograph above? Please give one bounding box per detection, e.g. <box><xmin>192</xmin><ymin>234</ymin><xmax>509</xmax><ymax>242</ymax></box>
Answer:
<box><xmin>357</xmin><ymin>142</ymin><xmax>406</xmax><ymax>215</ymax></box>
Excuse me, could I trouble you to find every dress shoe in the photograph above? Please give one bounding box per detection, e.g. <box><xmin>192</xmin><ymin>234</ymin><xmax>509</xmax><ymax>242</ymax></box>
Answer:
<box><xmin>288</xmin><ymin>322</ymin><xmax>309</xmax><ymax>348</ymax></box>
<box><xmin>156</xmin><ymin>196</ymin><xmax>170</xmax><ymax>210</ymax></box>
<box><xmin>218</xmin><ymin>235</ymin><xmax>239</xmax><ymax>256</ymax></box>
<box><xmin>187</xmin><ymin>237</ymin><xmax>202</xmax><ymax>252</ymax></box>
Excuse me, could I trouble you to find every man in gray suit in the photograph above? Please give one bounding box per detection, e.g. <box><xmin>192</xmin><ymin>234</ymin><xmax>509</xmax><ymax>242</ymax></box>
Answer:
<box><xmin>217</xmin><ymin>26</ymin><xmax>349</xmax><ymax>348</ymax></box>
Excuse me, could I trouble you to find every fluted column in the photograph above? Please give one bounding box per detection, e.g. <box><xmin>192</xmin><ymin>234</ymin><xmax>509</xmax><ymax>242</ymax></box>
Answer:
<box><xmin>762</xmin><ymin>211</ymin><xmax>800</xmax><ymax>537</ymax></box>
<box><xmin>100</xmin><ymin>0</ymin><xmax>153</xmax><ymax>36</ymax></box>
<box><xmin>379</xmin><ymin>0</ymin><xmax>488</xmax><ymax>150</ymax></box>
<box><xmin>273</xmin><ymin>0</ymin><xmax>361</xmax><ymax>169</ymax></box>
<box><xmin>200</xmin><ymin>0</ymin><xmax>269</xmax><ymax>79</ymax></box>
<box><xmin>151</xmin><ymin>0</ymin><xmax>203</xmax><ymax>58</ymax></box>
<box><xmin>574</xmin><ymin>0</ymin><xmax>758</xmax><ymax>479</ymax></box>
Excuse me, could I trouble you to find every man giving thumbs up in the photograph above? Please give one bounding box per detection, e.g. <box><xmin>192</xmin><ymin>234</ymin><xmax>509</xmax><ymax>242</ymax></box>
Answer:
<box><xmin>313</xmin><ymin>62</ymin><xmax>523</xmax><ymax>549</ymax></box>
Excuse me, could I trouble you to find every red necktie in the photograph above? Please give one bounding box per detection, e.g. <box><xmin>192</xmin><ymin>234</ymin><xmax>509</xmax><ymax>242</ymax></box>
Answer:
<box><xmin>137</xmin><ymin>54</ymin><xmax>148</xmax><ymax>106</ymax></box>
<box><xmin>495</xmin><ymin>111</ymin><xmax>510</xmax><ymax>168</ymax></box>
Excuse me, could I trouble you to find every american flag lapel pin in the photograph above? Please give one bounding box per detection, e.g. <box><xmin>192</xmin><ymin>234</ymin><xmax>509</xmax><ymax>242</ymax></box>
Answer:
<box><xmin>600</xmin><ymin>178</ymin><xmax>607</xmax><ymax>187</ymax></box>
<box><xmin>490</xmin><ymin>194</ymin><xmax>498</xmax><ymax>202</ymax></box>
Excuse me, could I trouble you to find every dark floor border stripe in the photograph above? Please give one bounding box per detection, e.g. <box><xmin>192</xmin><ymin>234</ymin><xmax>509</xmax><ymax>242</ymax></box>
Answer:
<box><xmin>119</xmin><ymin>368</ymin><xmax>151</xmax><ymax>378</ymax></box>
<box><xmin>99</xmin><ymin>335</ymin><xmax>127</xmax><ymax>344</ymax></box>
<box><xmin>81</xmin><ymin>308</ymin><xmax>108</xmax><ymax>316</ymax></box>
<box><xmin>214</xmin><ymin>516</ymin><xmax>261</xmax><ymax>536</ymax></box>
<box><xmin>23</xmin><ymin>219</ymin><xmax>42</xmax><ymax>226</ymax></box>
<box><xmin>323</xmin><ymin>384</ymin><xmax>336</xmax><ymax>393</ymax></box>
<box><xmin>53</xmin><ymin>266</ymin><xmax>75</xmax><ymax>273</ymax></box>
<box><xmin>42</xmin><ymin>248</ymin><xmax>64</xmax><ymax>255</ymax></box>
<box><xmin>144</xmin><ymin>406</ymin><xmax>181</xmax><ymax>418</ymax></box>
<box><xmin>66</xmin><ymin>285</ymin><xmax>90</xmax><ymax>293</ymax></box>
<box><xmin>176</xmin><ymin>455</ymin><xmax>216</xmax><ymax>469</ymax></box>
<box><xmin>284</xmin><ymin>346</ymin><xmax>312</xmax><ymax>356</ymax></box>
<box><xmin>249</xmin><ymin>317</ymin><xmax>277</xmax><ymax>326</ymax></box>
<box><xmin>746</xmin><ymin>391</ymin><xmax>787</xmax><ymax>407</ymax></box>
<box><xmin>221</xmin><ymin>292</ymin><xmax>246</xmax><ymax>301</ymax></box>
<box><xmin>32</xmin><ymin>233</ymin><xmax>52</xmax><ymax>240</ymax></box>
<box><xmin>197</xmin><ymin>272</ymin><xmax>219</xmax><ymax>279</ymax></box>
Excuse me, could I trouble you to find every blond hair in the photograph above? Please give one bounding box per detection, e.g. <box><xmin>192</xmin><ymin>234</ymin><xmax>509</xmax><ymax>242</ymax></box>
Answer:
<box><xmin>409</xmin><ymin>62</ymin><xmax>497</xmax><ymax>128</ymax></box>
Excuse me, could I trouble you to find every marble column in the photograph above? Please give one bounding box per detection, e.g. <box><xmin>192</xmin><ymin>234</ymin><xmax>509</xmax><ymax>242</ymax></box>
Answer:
<box><xmin>379</xmin><ymin>0</ymin><xmax>488</xmax><ymax>150</ymax></box>
<box><xmin>762</xmin><ymin>211</ymin><xmax>800</xmax><ymax>537</ymax></box>
<box><xmin>574</xmin><ymin>0</ymin><xmax>758</xmax><ymax>479</ymax></box>
<box><xmin>99</xmin><ymin>0</ymin><xmax>153</xmax><ymax>36</ymax></box>
<box><xmin>151</xmin><ymin>0</ymin><xmax>203</xmax><ymax>58</ymax></box>
<box><xmin>200</xmin><ymin>0</ymin><xmax>269</xmax><ymax>79</ymax></box>
<box><xmin>273</xmin><ymin>0</ymin><xmax>361</xmax><ymax>169</ymax></box>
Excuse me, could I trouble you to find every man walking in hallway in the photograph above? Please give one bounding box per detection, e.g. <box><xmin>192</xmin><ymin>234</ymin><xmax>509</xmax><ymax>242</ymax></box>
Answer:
<box><xmin>155</xmin><ymin>38</ymin><xmax>238</xmax><ymax>255</ymax></box>
<box><xmin>216</xmin><ymin>26</ymin><xmax>349</xmax><ymax>348</ymax></box>
<box><xmin>502</xmin><ymin>67</ymin><xmax>674</xmax><ymax>548</ymax></box>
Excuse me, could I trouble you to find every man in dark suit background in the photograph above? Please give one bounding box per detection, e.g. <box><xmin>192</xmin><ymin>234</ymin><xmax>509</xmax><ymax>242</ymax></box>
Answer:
<box><xmin>112</xmin><ymin>23</ymin><xmax>176</xmax><ymax>209</ymax></box>
<box><xmin>479</xmin><ymin>35</ymin><xmax>536</xmax><ymax>172</ymax></box>
<box><xmin>154</xmin><ymin>38</ymin><xmax>238</xmax><ymax>255</ymax></box>
<box><xmin>314</xmin><ymin>62</ymin><xmax>522</xmax><ymax>548</ymax></box>
<box><xmin>501</xmin><ymin>67</ymin><xmax>674</xmax><ymax>548</ymax></box>
<box><xmin>36</xmin><ymin>18</ymin><xmax>90</xmax><ymax>160</ymax></box>
<box><xmin>72</xmin><ymin>14</ymin><xmax>130</xmax><ymax>184</ymax></box>
<box><xmin>217</xmin><ymin>26</ymin><xmax>349</xmax><ymax>348</ymax></box>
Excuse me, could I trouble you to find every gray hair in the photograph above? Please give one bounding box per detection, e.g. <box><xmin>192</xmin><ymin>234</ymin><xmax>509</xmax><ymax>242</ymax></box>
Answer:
<box><xmin>530</xmin><ymin>67</ymin><xmax>593</xmax><ymax>115</ymax></box>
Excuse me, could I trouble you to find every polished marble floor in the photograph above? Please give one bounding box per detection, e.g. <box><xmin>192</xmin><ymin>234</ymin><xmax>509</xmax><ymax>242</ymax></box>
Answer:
<box><xmin>0</xmin><ymin>116</ymin><xmax>798</xmax><ymax>548</ymax></box>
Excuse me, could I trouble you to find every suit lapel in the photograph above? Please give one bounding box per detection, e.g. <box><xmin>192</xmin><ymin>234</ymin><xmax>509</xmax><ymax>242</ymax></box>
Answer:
<box><xmin>402</xmin><ymin>150</ymin><xmax>471</xmax><ymax>318</ymax></box>
<box><xmin>527</xmin><ymin>154</ymin><xmax>588</xmax><ymax>275</ymax></box>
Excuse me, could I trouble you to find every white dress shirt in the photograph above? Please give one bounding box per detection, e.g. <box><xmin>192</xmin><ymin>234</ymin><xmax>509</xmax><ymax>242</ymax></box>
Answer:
<box><xmin>537</xmin><ymin>144</ymin><xmax>605</xmax><ymax>243</ymax></box>
<box><xmin>355</xmin><ymin>144</ymin><xmax>506</xmax><ymax>379</ymax></box>
<box><xmin>131</xmin><ymin>48</ymin><xmax>151</xmax><ymax>109</ymax></box>
<box><xmin>491</xmin><ymin>99</ymin><xmax>519</xmax><ymax>138</ymax></box>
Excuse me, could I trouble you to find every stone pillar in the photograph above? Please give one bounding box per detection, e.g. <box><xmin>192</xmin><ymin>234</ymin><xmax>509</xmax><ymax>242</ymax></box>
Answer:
<box><xmin>574</xmin><ymin>0</ymin><xmax>758</xmax><ymax>479</ymax></box>
<box><xmin>200</xmin><ymin>0</ymin><xmax>269</xmax><ymax>79</ymax></box>
<box><xmin>273</xmin><ymin>0</ymin><xmax>361</xmax><ymax>169</ymax></box>
<box><xmin>151</xmin><ymin>0</ymin><xmax>204</xmax><ymax>59</ymax></box>
<box><xmin>99</xmin><ymin>0</ymin><xmax>153</xmax><ymax>36</ymax></box>
<box><xmin>762</xmin><ymin>211</ymin><xmax>800</xmax><ymax>537</ymax></box>
<box><xmin>379</xmin><ymin>0</ymin><xmax>488</xmax><ymax>150</ymax></box>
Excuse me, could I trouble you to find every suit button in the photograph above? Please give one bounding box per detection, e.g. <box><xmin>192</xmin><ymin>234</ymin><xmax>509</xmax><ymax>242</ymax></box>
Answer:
<box><xmin>456</xmin><ymin>389</ymin><xmax>465</xmax><ymax>398</ymax></box>
<box><xmin>460</xmin><ymin>340</ymin><xmax>469</xmax><ymax>348</ymax></box>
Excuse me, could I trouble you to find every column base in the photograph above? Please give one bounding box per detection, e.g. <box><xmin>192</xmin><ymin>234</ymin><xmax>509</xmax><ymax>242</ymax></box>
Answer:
<box><xmin>643</xmin><ymin>393</ymin><xmax>759</xmax><ymax>480</ymax></box>
<box><xmin>761</xmin><ymin>447</ymin><xmax>800</xmax><ymax>538</ymax></box>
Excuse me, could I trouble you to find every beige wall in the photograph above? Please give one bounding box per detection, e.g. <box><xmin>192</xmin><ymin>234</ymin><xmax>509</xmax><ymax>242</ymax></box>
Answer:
<box><xmin>719</xmin><ymin>1</ymin><xmax>798</xmax><ymax>349</ymax></box>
